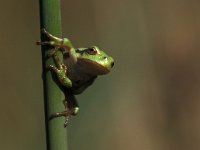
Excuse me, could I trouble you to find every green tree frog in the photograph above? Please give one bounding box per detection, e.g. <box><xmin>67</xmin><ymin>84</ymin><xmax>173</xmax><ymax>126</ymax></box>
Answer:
<box><xmin>37</xmin><ymin>29</ymin><xmax>114</xmax><ymax>126</ymax></box>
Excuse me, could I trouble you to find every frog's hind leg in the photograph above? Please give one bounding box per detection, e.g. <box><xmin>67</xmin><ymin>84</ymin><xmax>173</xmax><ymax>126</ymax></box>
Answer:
<box><xmin>47</xmin><ymin>52</ymin><xmax>72</xmax><ymax>88</ymax></box>
<box><xmin>49</xmin><ymin>108</ymin><xmax>70</xmax><ymax>127</ymax></box>
<box><xmin>63</xmin><ymin>98</ymin><xmax>79</xmax><ymax>127</ymax></box>
<box><xmin>49</xmin><ymin>94</ymin><xmax>79</xmax><ymax>127</ymax></box>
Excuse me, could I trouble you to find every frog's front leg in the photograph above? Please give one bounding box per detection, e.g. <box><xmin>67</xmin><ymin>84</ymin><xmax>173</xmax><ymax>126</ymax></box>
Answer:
<box><xmin>37</xmin><ymin>28</ymin><xmax>77</xmax><ymax>63</ymax></box>
<box><xmin>47</xmin><ymin>52</ymin><xmax>72</xmax><ymax>88</ymax></box>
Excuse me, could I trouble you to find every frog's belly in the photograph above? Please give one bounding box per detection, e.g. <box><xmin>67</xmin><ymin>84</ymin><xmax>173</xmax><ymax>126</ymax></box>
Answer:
<box><xmin>69</xmin><ymin>76</ymin><xmax>97</xmax><ymax>95</ymax></box>
<box><xmin>65</xmin><ymin>63</ymin><xmax>97</xmax><ymax>94</ymax></box>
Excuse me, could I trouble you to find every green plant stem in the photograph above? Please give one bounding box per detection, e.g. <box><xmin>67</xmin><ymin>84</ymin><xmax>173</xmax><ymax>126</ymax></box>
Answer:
<box><xmin>39</xmin><ymin>0</ymin><xmax>68</xmax><ymax>150</ymax></box>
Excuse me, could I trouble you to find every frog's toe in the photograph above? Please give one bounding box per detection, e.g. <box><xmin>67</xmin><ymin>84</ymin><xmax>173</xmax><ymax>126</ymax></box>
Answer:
<box><xmin>46</xmin><ymin>65</ymin><xmax>59</xmax><ymax>74</ymax></box>
<box><xmin>36</xmin><ymin>41</ymin><xmax>48</xmax><ymax>45</ymax></box>
<box><xmin>42</xmin><ymin>28</ymin><xmax>48</xmax><ymax>34</ymax></box>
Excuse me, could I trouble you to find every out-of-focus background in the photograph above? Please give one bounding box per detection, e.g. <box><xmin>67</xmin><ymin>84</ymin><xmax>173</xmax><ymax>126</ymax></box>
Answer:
<box><xmin>1</xmin><ymin>0</ymin><xmax>200</xmax><ymax>150</ymax></box>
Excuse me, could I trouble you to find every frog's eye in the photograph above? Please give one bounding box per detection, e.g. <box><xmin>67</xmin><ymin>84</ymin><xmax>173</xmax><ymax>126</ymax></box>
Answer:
<box><xmin>86</xmin><ymin>47</ymin><xmax>97</xmax><ymax>55</ymax></box>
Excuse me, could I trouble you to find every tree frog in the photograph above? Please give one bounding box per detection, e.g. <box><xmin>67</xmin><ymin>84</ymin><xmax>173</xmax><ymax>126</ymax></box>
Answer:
<box><xmin>37</xmin><ymin>29</ymin><xmax>114</xmax><ymax>127</ymax></box>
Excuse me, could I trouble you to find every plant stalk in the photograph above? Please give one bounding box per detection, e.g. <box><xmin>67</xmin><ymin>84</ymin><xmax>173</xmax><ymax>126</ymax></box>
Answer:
<box><xmin>39</xmin><ymin>0</ymin><xmax>68</xmax><ymax>150</ymax></box>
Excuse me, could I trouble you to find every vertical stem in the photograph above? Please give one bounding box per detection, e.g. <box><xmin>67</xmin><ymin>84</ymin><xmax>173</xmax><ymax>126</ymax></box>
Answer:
<box><xmin>39</xmin><ymin>0</ymin><xmax>68</xmax><ymax>150</ymax></box>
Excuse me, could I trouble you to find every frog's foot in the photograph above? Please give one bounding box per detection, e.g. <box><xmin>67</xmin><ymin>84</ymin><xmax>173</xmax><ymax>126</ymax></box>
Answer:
<box><xmin>36</xmin><ymin>41</ymin><xmax>64</xmax><ymax>58</ymax></box>
<box><xmin>42</xmin><ymin>28</ymin><xmax>63</xmax><ymax>45</ymax></box>
<box><xmin>49</xmin><ymin>107</ymin><xmax>79</xmax><ymax>127</ymax></box>
<box><xmin>36</xmin><ymin>41</ymin><xmax>56</xmax><ymax>46</ymax></box>
<box><xmin>62</xmin><ymin>99</ymin><xmax>79</xmax><ymax>127</ymax></box>
<box><xmin>36</xmin><ymin>29</ymin><xmax>63</xmax><ymax>48</ymax></box>
<box><xmin>64</xmin><ymin>107</ymin><xmax>79</xmax><ymax>127</ymax></box>
<box><xmin>49</xmin><ymin>110</ymin><xmax>70</xmax><ymax>127</ymax></box>
<box><xmin>47</xmin><ymin>53</ymin><xmax>72</xmax><ymax>88</ymax></box>
<box><xmin>37</xmin><ymin>28</ymin><xmax>73</xmax><ymax>50</ymax></box>
<box><xmin>47</xmin><ymin>64</ymin><xmax>72</xmax><ymax>88</ymax></box>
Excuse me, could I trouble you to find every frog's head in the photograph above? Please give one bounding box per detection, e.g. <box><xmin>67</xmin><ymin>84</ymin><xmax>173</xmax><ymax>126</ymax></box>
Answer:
<box><xmin>76</xmin><ymin>46</ymin><xmax>114</xmax><ymax>75</ymax></box>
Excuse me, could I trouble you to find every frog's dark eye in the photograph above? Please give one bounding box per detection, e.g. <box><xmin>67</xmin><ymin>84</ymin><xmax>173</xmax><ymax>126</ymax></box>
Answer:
<box><xmin>86</xmin><ymin>47</ymin><xmax>97</xmax><ymax>55</ymax></box>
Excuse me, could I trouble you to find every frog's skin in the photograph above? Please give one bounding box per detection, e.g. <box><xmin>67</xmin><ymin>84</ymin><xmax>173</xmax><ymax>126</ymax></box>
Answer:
<box><xmin>37</xmin><ymin>29</ymin><xmax>114</xmax><ymax>126</ymax></box>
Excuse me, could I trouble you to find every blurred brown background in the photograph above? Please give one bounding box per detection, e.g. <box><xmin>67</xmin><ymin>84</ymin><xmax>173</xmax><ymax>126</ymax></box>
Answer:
<box><xmin>1</xmin><ymin>0</ymin><xmax>200</xmax><ymax>150</ymax></box>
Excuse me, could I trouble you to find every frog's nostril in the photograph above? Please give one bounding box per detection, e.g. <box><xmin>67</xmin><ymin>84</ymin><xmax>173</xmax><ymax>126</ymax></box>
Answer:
<box><xmin>111</xmin><ymin>62</ymin><xmax>114</xmax><ymax>68</ymax></box>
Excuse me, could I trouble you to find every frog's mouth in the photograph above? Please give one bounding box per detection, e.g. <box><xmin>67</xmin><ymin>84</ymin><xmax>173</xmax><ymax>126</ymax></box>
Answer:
<box><xmin>77</xmin><ymin>58</ymin><xmax>114</xmax><ymax>75</ymax></box>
